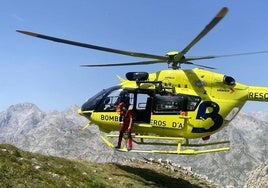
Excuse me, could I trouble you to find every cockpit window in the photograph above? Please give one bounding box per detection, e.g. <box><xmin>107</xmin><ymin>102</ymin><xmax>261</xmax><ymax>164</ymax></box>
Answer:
<box><xmin>81</xmin><ymin>86</ymin><xmax>120</xmax><ymax>111</ymax></box>
<box><xmin>97</xmin><ymin>88</ymin><xmax>134</xmax><ymax>112</ymax></box>
<box><xmin>97</xmin><ymin>89</ymin><xmax>122</xmax><ymax>111</ymax></box>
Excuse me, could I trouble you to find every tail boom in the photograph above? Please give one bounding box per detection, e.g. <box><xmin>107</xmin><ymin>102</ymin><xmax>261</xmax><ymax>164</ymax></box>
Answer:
<box><xmin>248</xmin><ymin>86</ymin><xmax>268</xmax><ymax>102</ymax></box>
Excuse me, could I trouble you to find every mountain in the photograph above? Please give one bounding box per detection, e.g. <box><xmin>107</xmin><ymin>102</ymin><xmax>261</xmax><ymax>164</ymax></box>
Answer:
<box><xmin>0</xmin><ymin>103</ymin><xmax>267</xmax><ymax>187</ymax></box>
<box><xmin>0</xmin><ymin>103</ymin><xmax>126</xmax><ymax>163</ymax></box>
<box><xmin>249</xmin><ymin>111</ymin><xmax>268</xmax><ymax>122</ymax></box>
<box><xmin>243</xmin><ymin>160</ymin><xmax>268</xmax><ymax>188</ymax></box>
<box><xmin>174</xmin><ymin>111</ymin><xmax>268</xmax><ymax>187</ymax></box>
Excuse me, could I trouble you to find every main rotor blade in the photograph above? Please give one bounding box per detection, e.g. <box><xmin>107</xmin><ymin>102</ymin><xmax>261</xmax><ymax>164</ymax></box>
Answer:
<box><xmin>213</xmin><ymin>51</ymin><xmax>268</xmax><ymax>58</ymax></box>
<box><xmin>179</xmin><ymin>7</ymin><xmax>228</xmax><ymax>58</ymax></box>
<box><xmin>16</xmin><ymin>30</ymin><xmax>167</xmax><ymax>60</ymax></box>
<box><xmin>81</xmin><ymin>59</ymin><xmax>164</xmax><ymax>67</ymax></box>
<box><xmin>185</xmin><ymin>56</ymin><xmax>215</xmax><ymax>61</ymax></box>
<box><xmin>185</xmin><ymin>51</ymin><xmax>268</xmax><ymax>61</ymax></box>
<box><xmin>184</xmin><ymin>61</ymin><xmax>215</xmax><ymax>69</ymax></box>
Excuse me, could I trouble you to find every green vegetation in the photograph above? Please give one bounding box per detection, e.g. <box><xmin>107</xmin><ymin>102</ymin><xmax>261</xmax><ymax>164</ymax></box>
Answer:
<box><xmin>0</xmin><ymin>144</ymin><xmax>217</xmax><ymax>188</ymax></box>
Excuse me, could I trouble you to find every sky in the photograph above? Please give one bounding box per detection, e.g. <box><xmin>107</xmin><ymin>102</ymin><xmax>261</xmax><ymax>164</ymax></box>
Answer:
<box><xmin>1</xmin><ymin>1</ymin><xmax>268</xmax><ymax>113</ymax></box>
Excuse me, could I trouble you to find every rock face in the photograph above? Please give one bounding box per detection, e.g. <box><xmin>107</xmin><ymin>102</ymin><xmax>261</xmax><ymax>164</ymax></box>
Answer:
<box><xmin>0</xmin><ymin>103</ymin><xmax>267</xmax><ymax>187</ymax></box>
<box><xmin>173</xmin><ymin>111</ymin><xmax>268</xmax><ymax>187</ymax></box>
<box><xmin>243</xmin><ymin>160</ymin><xmax>268</xmax><ymax>188</ymax></box>
<box><xmin>0</xmin><ymin>103</ymin><xmax>127</xmax><ymax>162</ymax></box>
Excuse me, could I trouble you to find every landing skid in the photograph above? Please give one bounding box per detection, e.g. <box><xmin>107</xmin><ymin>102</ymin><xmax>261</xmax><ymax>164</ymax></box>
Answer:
<box><xmin>100</xmin><ymin>134</ymin><xmax>230</xmax><ymax>155</ymax></box>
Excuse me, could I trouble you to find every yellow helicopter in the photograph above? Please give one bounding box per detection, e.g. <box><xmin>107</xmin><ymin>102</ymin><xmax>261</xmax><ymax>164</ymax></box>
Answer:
<box><xmin>17</xmin><ymin>7</ymin><xmax>268</xmax><ymax>155</ymax></box>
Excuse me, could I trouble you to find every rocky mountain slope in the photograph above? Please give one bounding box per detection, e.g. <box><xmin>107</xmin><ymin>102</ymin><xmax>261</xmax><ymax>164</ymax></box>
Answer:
<box><xmin>0</xmin><ymin>144</ymin><xmax>219</xmax><ymax>188</ymax></box>
<box><xmin>0</xmin><ymin>103</ymin><xmax>124</xmax><ymax>162</ymax></box>
<box><xmin>0</xmin><ymin>103</ymin><xmax>267</xmax><ymax>187</ymax></box>
<box><xmin>174</xmin><ymin>112</ymin><xmax>268</xmax><ymax>187</ymax></box>
<box><xmin>243</xmin><ymin>160</ymin><xmax>268</xmax><ymax>188</ymax></box>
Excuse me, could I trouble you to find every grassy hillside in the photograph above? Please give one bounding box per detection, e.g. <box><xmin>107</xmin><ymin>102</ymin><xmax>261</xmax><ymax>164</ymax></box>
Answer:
<box><xmin>0</xmin><ymin>144</ymin><xmax>218</xmax><ymax>188</ymax></box>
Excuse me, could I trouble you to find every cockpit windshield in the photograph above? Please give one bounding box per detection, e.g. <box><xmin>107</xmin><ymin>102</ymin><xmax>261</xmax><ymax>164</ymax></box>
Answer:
<box><xmin>95</xmin><ymin>88</ymin><xmax>136</xmax><ymax>112</ymax></box>
<box><xmin>81</xmin><ymin>86</ymin><xmax>121</xmax><ymax>111</ymax></box>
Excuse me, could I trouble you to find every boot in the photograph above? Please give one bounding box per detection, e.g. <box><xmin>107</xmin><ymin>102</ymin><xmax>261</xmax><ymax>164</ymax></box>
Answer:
<box><xmin>115</xmin><ymin>132</ymin><xmax>123</xmax><ymax>149</ymax></box>
<box><xmin>127</xmin><ymin>135</ymin><xmax>133</xmax><ymax>151</ymax></box>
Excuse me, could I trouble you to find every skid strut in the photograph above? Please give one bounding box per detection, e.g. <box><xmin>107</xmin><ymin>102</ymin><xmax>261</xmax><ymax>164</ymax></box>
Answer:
<box><xmin>100</xmin><ymin>134</ymin><xmax>230</xmax><ymax>155</ymax></box>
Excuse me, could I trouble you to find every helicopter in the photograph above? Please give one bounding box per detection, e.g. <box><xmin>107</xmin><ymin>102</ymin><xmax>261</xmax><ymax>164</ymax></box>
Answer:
<box><xmin>17</xmin><ymin>7</ymin><xmax>268</xmax><ymax>155</ymax></box>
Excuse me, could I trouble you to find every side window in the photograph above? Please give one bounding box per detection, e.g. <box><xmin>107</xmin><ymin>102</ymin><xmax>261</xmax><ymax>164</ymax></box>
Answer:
<box><xmin>153</xmin><ymin>95</ymin><xmax>186</xmax><ymax>114</ymax></box>
<box><xmin>136</xmin><ymin>93</ymin><xmax>150</xmax><ymax>110</ymax></box>
<box><xmin>186</xmin><ymin>95</ymin><xmax>201</xmax><ymax>111</ymax></box>
<box><xmin>153</xmin><ymin>94</ymin><xmax>201</xmax><ymax>114</ymax></box>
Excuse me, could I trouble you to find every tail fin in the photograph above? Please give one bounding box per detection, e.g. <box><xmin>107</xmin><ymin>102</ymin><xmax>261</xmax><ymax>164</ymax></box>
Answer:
<box><xmin>117</xmin><ymin>75</ymin><xmax>126</xmax><ymax>83</ymax></box>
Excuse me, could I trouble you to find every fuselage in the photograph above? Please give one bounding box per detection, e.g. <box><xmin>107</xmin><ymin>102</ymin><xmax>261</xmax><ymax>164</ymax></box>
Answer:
<box><xmin>78</xmin><ymin>68</ymin><xmax>268</xmax><ymax>139</ymax></box>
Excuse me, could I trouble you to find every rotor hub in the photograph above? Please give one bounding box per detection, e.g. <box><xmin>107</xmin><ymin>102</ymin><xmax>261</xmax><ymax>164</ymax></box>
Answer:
<box><xmin>166</xmin><ymin>51</ymin><xmax>186</xmax><ymax>69</ymax></box>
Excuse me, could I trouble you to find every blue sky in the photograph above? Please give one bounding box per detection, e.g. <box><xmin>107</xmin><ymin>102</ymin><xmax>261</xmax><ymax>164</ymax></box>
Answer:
<box><xmin>1</xmin><ymin>1</ymin><xmax>268</xmax><ymax>112</ymax></box>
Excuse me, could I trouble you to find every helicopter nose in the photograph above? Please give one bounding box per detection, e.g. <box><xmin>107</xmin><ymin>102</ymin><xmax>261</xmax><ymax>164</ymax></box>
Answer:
<box><xmin>78</xmin><ymin>108</ymin><xmax>83</xmax><ymax>115</ymax></box>
<box><xmin>78</xmin><ymin>108</ymin><xmax>92</xmax><ymax>119</ymax></box>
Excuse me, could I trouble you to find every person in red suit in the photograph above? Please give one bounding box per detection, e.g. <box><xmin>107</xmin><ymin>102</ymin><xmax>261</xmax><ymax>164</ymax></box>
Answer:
<box><xmin>115</xmin><ymin>91</ymin><xmax>133</xmax><ymax>150</ymax></box>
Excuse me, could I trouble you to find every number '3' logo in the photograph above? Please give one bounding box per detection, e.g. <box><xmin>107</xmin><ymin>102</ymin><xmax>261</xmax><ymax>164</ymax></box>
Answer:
<box><xmin>192</xmin><ymin>101</ymin><xmax>223</xmax><ymax>133</ymax></box>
